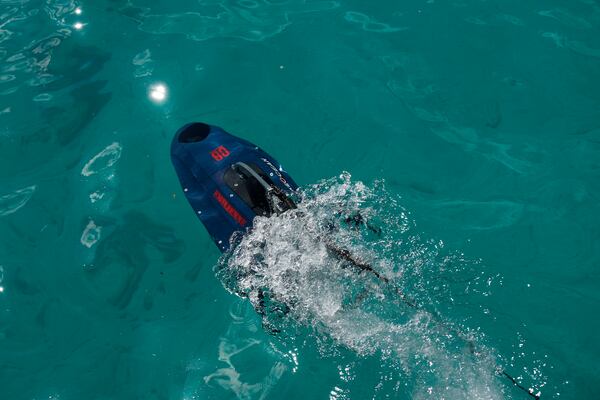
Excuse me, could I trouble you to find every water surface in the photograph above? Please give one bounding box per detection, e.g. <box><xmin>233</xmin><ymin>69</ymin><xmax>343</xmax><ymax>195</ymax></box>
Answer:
<box><xmin>1</xmin><ymin>0</ymin><xmax>599</xmax><ymax>399</ymax></box>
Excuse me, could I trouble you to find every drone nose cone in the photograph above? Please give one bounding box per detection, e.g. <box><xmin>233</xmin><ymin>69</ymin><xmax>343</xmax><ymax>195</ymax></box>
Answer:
<box><xmin>176</xmin><ymin>122</ymin><xmax>211</xmax><ymax>143</ymax></box>
<box><xmin>171</xmin><ymin>122</ymin><xmax>214</xmax><ymax>159</ymax></box>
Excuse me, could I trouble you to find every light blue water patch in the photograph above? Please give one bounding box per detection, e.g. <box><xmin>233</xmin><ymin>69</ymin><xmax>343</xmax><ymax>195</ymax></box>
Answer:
<box><xmin>343</xmin><ymin>11</ymin><xmax>407</xmax><ymax>33</ymax></box>
<box><xmin>1</xmin><ymin>0</ymin><xmax>600</xmax><ymax>399</ymax></box>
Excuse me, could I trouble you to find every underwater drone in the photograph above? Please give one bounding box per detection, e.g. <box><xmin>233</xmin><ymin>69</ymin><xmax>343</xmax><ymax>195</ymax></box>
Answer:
<box><xmin>170</xmin><ymin>122</ymin><xmax>298</xmax><ymax>252</ymax></box>
<box><xmin>170</xmin><ymin>122</ymin><xmax>540</xmax><ymax>400</ymax></box>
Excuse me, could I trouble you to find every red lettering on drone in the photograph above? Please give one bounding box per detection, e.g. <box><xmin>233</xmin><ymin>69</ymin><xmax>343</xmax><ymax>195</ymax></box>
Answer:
<box><xmin>211</xmin><ymin>145</ymin><xmax>230</xmax><ymax>161</ymax></box>
<box><xmin>213</xmin><ymin>190</ymin><xmax>246</xmax><ymax>226</ymax></box>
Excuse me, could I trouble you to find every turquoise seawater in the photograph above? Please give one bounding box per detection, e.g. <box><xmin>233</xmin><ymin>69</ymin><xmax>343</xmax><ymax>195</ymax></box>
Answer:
<box><xmin>1</xmin><ymin>0</ymin><xmax>600</xmax><ymax>399</ymax></box>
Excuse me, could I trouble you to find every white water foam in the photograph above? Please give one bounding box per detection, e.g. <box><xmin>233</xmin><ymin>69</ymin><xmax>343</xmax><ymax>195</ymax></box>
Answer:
<box><xmin>80</xmin><ymin>219</ymin><xmax>101</xmax><ymax>249</ymax></box>
<box><xmin>81</xmin><ymin>142</ymin><xmax>122</xmax><ymax>177</ymax></box>
<box><xmin>0</xmin><ymin>185</ymin><xmax>36</xmax><ymax>217</ymax></box>
<box><xmin>217</xmin><ymin>173</ymin><xmax>510</xmax><ymax>399</ymax></box>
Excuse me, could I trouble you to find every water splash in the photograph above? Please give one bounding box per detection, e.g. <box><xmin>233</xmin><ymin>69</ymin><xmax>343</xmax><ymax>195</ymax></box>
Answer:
<box><xmin>216</xmin><ymin>173</ymin><xmax>518</xmax><ymax>398</ymax></box>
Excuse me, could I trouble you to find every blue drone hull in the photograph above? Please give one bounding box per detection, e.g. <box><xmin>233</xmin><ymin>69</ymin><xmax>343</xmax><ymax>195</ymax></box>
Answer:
<box><xmin>170</xmin><ymin>123</ymin><xmax>298</xmax><ymax>251</ymax></box>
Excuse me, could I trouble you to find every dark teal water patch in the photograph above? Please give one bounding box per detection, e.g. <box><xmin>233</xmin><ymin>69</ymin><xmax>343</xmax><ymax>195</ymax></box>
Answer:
<box><xmin>1</xmin><ymin>0</ymin><xmax>599</xmax><ymax>399</ymax></box>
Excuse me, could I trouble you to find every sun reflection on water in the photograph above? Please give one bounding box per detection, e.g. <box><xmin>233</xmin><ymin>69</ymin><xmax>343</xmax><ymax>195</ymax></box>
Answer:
<box><xmin>149</xmin><ymin>83</ymin><xmax>168</xmax><ymax>103</ymax></box>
